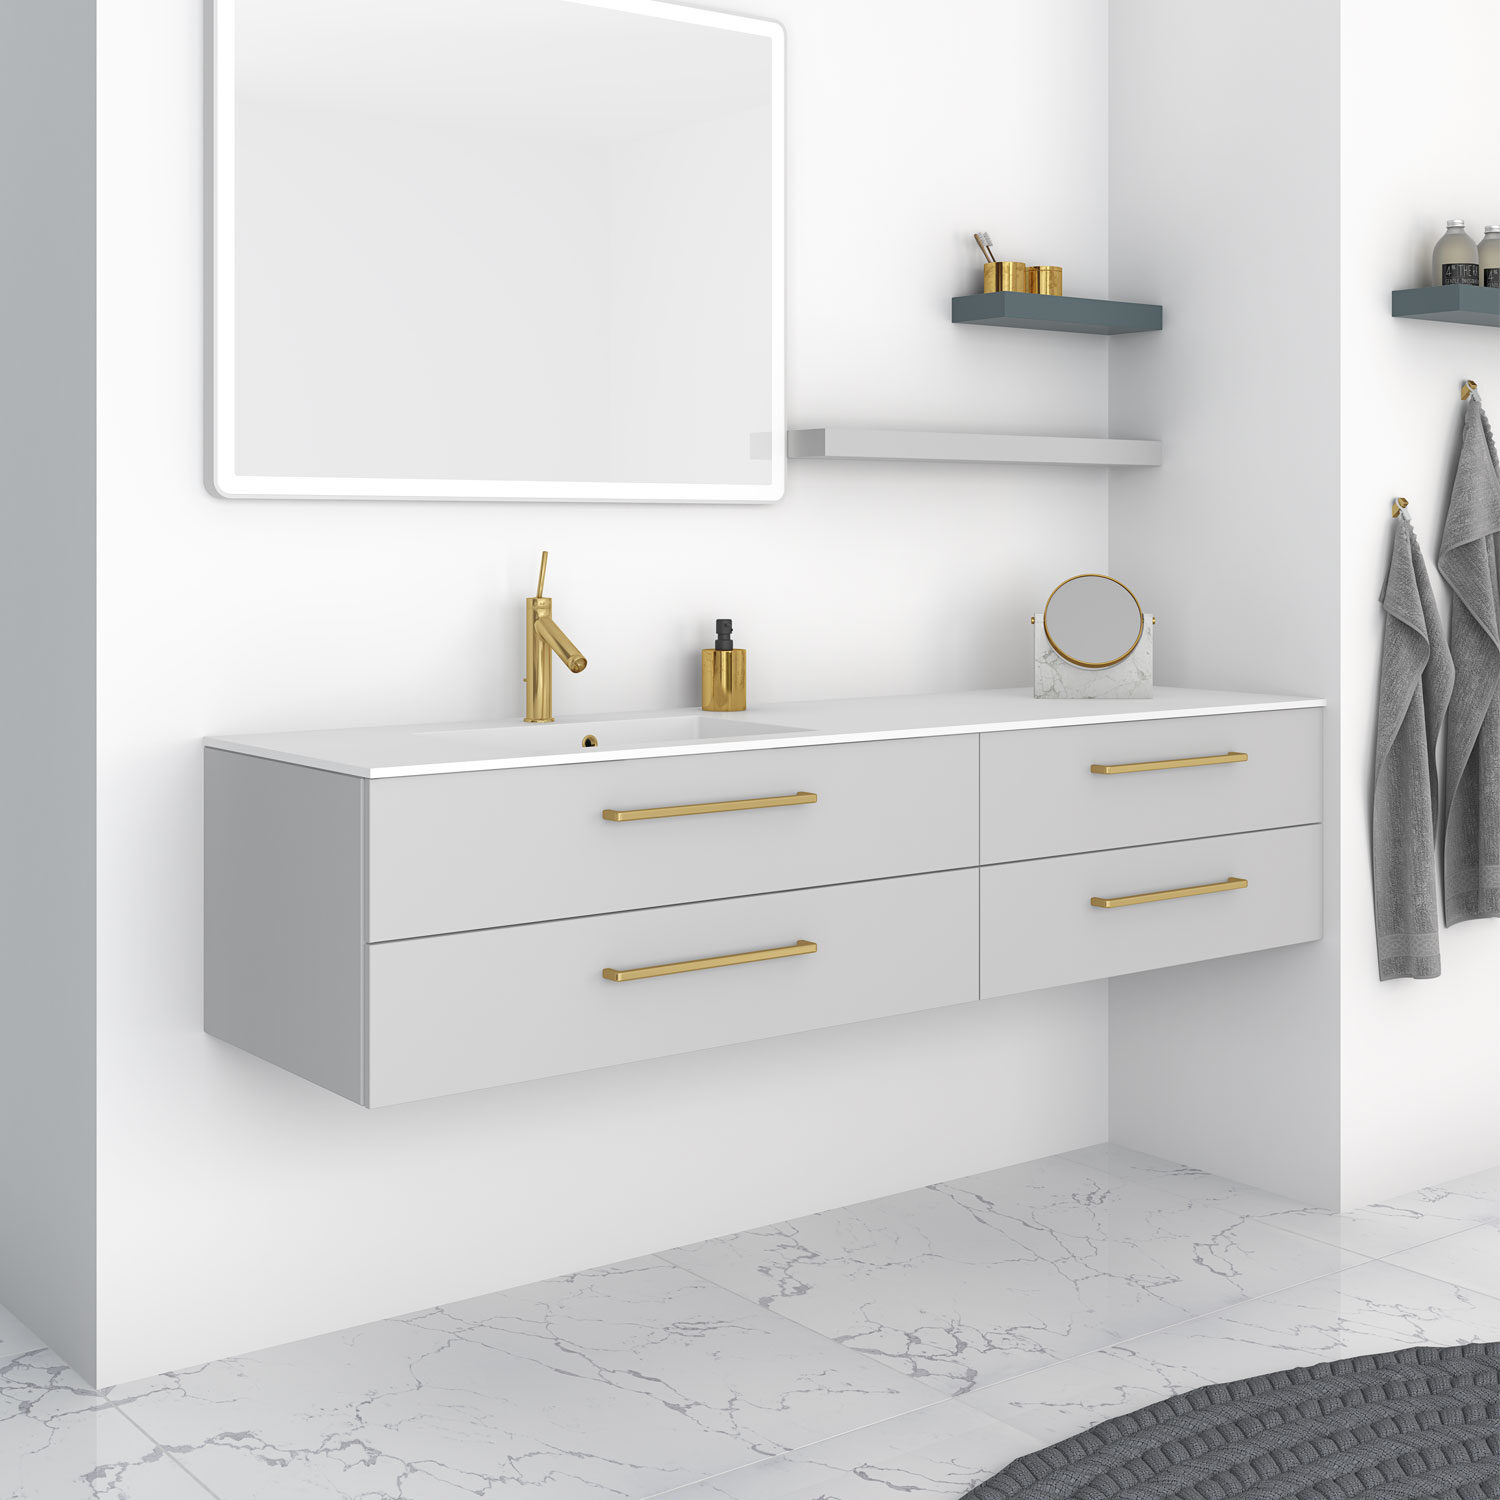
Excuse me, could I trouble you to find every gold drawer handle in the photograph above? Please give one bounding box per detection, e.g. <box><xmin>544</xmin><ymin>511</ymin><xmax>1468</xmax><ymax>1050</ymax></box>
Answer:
<box><xmin>603</xmin><ymin>939</ymin><xmax>817</xmax><ymax>983</ymax></box>
<box><xmin>602</xmin><ymin>792</ymin><xmax>816</xmax><ymax>822</ymax></box>
<box><xmin>1092</xmin><ymin>876</ymin><xmax>1248</xmax><ymax>909</ymax></box>
<box><xmin>1090</xmin><ymin>752</ymin><xmax>1248</xmax><ymax>775</ymax></box>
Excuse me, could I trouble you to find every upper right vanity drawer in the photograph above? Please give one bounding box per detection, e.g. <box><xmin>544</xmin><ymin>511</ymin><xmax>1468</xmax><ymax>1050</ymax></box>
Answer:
<box><xmin>981</xmin><ymin>708</ymin><xmax>1321</xmax><ymax>864</ymax></box>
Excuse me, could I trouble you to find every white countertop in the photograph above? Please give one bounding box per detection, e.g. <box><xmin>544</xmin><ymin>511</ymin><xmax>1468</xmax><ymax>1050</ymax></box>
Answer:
<box><xmin>204</xmin><ymin>686</ymin><xmax>1325</xmax><ymax>779</ymax></box>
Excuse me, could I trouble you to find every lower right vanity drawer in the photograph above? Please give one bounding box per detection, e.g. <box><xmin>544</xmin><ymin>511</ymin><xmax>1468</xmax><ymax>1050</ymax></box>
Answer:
<box><xmin>980</xmin><ymin>824</ymin><xmax>1322</xmax><ymax>997</ymax></box>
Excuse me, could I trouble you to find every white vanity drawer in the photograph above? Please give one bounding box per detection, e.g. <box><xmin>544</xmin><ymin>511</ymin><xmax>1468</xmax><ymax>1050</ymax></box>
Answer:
<box><xmin>367</xmin><ymin>868</ymin><xmax>979</xmax><ymax>1105</ymax></box>
<box><xmin>367</xmin><ymin>734</ymin><xmax>977</xmax><ymax>940</ymax></box>
<box><xmin>980</xmin><ymin>708</ymin><xmax>1320</xmax><ymax>862</ymax></box>
<box><xmin>979</xmin><ymin>824</ymin><xmax>1321</xmax><ymax>997</ymax></box>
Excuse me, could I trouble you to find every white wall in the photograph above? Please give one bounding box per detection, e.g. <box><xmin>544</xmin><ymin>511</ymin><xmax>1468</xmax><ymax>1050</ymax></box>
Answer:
<box><xmin>92</xmin><ymin>0</ymin><xmax>1113</xmax><ymax>1384</ymax></box>
<box><xmin>1105</xmin><ymin>0</ymin><xmax>1346</xmax><ymax>1207</ymax></box>
<box><xmin>1337</xmin><ymin>0</ymin><xmax>1500</xmax><ymax>1207</ymax></box>
<box><xmin>0</xmin><ymin>0</ymin><xmax>98</xmax><ymax>1380</ymax></box>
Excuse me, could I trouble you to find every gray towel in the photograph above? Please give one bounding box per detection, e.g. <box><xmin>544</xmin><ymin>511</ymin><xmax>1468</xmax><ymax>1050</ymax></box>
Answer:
<box><xmin>1374</xmin><ymin>514</ymin><xmax>1453</xmax><ymax>979</ymax></box>
<box><xmin>1438</xmin><ymin>394</ymin><xmax>1500</xmax><ymax>925</ymax></box>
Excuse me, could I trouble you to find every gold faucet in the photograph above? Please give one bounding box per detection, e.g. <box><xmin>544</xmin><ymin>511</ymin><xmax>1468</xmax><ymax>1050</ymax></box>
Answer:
<box><xmin>524</xmin><ymin>551</ymin><xmax>587</xmax><ymax>722</ymax></box>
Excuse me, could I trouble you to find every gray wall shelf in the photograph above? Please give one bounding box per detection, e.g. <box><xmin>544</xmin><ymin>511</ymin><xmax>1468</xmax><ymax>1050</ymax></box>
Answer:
<box><xmin>952</xmin><ymin>290</ymin><xmax>1163</xmax><ymax>335</ymax></box>
<box><xmin>1390</xmin><ymin>286</ymin><xmax>1500</xmax><ymax>326</ymax></box>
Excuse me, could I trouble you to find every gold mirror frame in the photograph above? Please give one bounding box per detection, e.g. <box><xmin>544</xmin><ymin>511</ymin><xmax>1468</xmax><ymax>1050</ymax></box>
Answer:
<box><xmin>1042</xmin><ymin>573</ymin><xmax>1145</xmax><ymax>669</ymax></box>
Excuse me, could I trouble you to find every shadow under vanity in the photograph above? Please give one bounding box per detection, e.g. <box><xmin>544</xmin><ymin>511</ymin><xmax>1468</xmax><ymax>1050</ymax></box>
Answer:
<box><xmin>204</xmin><ymin>688</ymin><xmax>1323</xmax><ymax>1107</ymax></box>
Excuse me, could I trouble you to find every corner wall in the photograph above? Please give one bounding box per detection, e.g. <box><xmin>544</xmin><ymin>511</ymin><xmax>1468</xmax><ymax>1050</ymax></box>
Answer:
<box><xmin>93</xmin><ymin>0</ymin><xmax>1114</xmax><ymax>1383</ymax></box>
<box><xmin>1105</xmin><ymin>0</ymin><xmax>1346</xmax><ymax>1206</ymax></box>
<box><xmin>0</xmin><ymin>0</ymin><xmax>98</xmax><ymax>1377</ymax></box>
<box><xmin>1337</xmin><ymin>0</ymin><xmax>1500</xmax><ymax>1207</ymax></box>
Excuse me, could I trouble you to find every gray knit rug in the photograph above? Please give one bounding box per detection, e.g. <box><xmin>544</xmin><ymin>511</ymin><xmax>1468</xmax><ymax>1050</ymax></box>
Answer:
<box><xmin>965</xmin><ymin>1344</ymin><xmax>1499</xmax><ymax>1499</ymax></box>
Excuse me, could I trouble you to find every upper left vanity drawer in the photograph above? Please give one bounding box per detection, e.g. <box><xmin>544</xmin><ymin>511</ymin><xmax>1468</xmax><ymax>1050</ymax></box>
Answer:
<box><xmin>367</xmin><ymin>734</ymin><xmax>979</xmax><ymax>940</ymax></box>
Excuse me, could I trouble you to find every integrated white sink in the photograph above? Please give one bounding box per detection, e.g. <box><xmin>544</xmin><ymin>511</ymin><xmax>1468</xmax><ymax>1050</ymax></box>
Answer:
<box><xmin>205</xmin><ymin>690</ymin><xmax>1331</xmax><ymax>780</ymax></box>
<box><xmin>414</xmin><ymin>715</ymin><xmax>803</xmax><ymax>758</ymax></box>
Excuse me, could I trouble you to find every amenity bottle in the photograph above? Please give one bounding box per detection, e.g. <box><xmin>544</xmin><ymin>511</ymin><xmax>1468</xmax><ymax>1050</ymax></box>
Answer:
<box><xmin>1480</xmin><ymin>226</ymin><xmax>1500</xmax><ymax>289</ymax></box>
<box><xmin>1432</xmin><ymin>220</ymin><xmax>1479</xmax><ymax>287</ymax></box>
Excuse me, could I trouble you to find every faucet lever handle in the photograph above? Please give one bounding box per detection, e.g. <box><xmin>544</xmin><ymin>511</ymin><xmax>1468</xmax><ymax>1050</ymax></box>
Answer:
<box><xmin>535</xmin><ymin>550</ymin><xmax>549</xmax><ymax>598</ymax></box>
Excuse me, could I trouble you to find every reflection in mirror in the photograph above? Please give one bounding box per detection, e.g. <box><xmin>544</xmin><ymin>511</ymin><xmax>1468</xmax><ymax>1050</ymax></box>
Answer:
<box><xmin>214</xmin><ymin>0</ymin><xmax>784</xmax><ymax>502</ymax></box>
<box><xmin>1043</xmin><ymin>574</ymin><xmax>1145</xmax><ymax>668</ymax></box>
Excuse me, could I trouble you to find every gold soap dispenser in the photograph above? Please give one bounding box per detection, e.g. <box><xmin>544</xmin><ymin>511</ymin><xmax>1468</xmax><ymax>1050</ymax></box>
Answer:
<box><xmin>701</xmin><ymin>618</ymin><xmax>747</xmax><ymax>711</ymax></box>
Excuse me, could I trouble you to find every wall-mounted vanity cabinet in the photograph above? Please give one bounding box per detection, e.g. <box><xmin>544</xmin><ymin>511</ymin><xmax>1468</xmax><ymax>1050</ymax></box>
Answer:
<box><xmin>205</xmin><ymin>689</ymin><xmax>1324</xmax><ymax>1106</ymax></box>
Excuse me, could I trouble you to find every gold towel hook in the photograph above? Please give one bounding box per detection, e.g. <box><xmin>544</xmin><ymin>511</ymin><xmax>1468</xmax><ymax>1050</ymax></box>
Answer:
<box><xmin>1391</xmin><ymin>496</ymin><xmax>1409</xmax><ymax>520</ymax></box>
<box><xmin>1462</xmin><ymin>379</ymin><xmax>1478</xmax><ymax>400</ymax></box>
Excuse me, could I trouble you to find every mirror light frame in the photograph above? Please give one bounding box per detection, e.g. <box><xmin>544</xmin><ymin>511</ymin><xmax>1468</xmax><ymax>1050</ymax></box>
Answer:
<box><xmin>210</xmin><ymin>0</ymin><xmax>786</xmax><ymax>504</ymax></box>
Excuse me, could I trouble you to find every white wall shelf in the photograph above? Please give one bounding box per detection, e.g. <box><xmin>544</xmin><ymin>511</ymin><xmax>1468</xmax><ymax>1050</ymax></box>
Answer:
<box><xmin>787</xmin><ymin>428</ymin><xmax>1162</xmax><ymax>467</ymax></box>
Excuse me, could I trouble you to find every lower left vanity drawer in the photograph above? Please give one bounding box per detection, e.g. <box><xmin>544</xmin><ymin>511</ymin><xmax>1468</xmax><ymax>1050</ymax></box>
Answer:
<box><xmin>366</xmin><ymin>868</ymin><xmax>979</xmax><ymax>1106</ymax></box>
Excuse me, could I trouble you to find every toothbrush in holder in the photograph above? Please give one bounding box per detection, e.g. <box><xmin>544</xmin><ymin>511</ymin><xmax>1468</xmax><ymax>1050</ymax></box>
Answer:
<box><xmin>975</xmin><ymin>230</ymin><xmax>1012</xmax><ymax>293</ymax></box>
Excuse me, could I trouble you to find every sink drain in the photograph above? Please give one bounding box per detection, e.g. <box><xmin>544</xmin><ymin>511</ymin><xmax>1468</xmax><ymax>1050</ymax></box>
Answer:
<box><xmin>581</xmin><ymin>734</ymin><xmax>599</xmax><ymax>748</ymax></box>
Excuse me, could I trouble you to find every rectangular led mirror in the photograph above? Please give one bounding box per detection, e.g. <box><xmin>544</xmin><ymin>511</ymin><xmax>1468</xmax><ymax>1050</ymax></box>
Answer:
<box><xmin>212</xmin><ymin>0</ymin><xmax>784</xmax><ymax>502</ymax></box>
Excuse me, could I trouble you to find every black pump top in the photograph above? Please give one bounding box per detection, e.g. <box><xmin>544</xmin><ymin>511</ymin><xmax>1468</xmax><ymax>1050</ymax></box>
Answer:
<box><xmin>714</xmin><ymin>619</ymin><xmax>735</xmax><ymax>651</ymax></box>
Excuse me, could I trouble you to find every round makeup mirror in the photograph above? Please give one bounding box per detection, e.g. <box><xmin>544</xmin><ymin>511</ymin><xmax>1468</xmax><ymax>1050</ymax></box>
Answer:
<box><xmin>1043</xmin><ymin>574</ymin><xmax>1144</xmax><ymax>668</ymax></box>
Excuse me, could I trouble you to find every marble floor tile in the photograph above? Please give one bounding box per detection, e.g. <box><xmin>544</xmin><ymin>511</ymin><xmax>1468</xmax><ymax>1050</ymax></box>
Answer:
<box><xmin>1</xmin><ymin>1345</ymin><xmax>211</xmax><ymax>1500</ymax></box>
<box><xmin>1447</xmin><ymin>1166</ymin><xmax>1500</xmax><ymax>1201</ymax></box>
<box><xmin>0</xmin><ymin>1406</ymin><xmax>217</xmax><ymax>1500</ymax></box>
<box><xmin>1064</xmin><ymin>1143</ymin><xmax>1303</xmax><ymax>1217</ymax></box>
<box><xmin>958</xmin><ymin>1337</ymin><xmax>1215</xmax><ymax>1447</ymax></box>
<box><xmin>1256</xmin><ymin>1167</ymin><xmax>1500</xmax><ymax>1259</ymax></box>
<box><xmin>3</xmin><ymin>1342</ymin><xmax>109</xmax><ymax>1428</ymax></box>
<box><xmin>0</xmin><ymin>1304</ymin><xmax>45</xmax><ymax>1362</ymax></box>
<box><xmin>1072</xmin><ymin>1144</ymin><xmax>1500</xmax><ymax>1259</ymax></box>
<box><xmin>1387</xmin><ymin>1224</ymin><xmax>1500</xmax><ymax>1299</ymax></box>
<box><xmin>662</xmin><ymin>1401</ymin><xmax>1039</xmax><ymax>1500</ymax></box>
<box><xmin>110</xmin><ymin>1256</ymin><xmax>935</xmax><ymax>1500</ymax></box>
<box><xmin>1065</xmin><ymin>1143</ymin><xmax>1222</xmax><ymax>1198</ymax></box>
<box><xmin>666</xmin><ymin>1153</ymin><xmax>1361</xmax><ymax>1397</ymax></box>
<box><xmin>962</xmin><ymin>1257</ymin><xmax>1500</xmax><ymax>1443</ymax></box>
<box><xmin>1132</xmin><ymin>1255</ymin><xmax>1500</xmax><ymax>1370</ymax></box>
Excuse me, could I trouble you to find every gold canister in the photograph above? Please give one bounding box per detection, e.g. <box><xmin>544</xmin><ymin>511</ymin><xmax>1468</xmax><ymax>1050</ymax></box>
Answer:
<box><xmin>983</xmin><ymin>260</ymin><xmax>1029</xmax><ymax>293</ymax></box>
<box><xmin>1029</xmin><ymin>265</ymin><xmax>1063</xmax><ymax>295</ymax></box>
